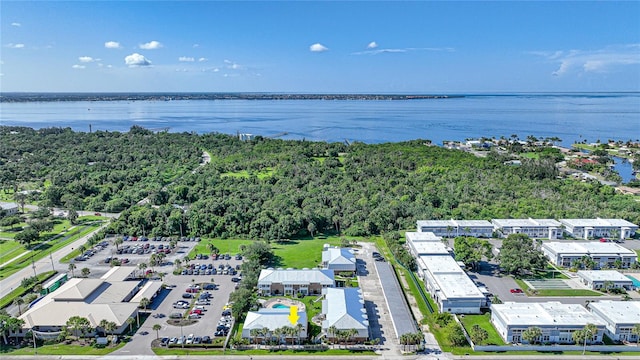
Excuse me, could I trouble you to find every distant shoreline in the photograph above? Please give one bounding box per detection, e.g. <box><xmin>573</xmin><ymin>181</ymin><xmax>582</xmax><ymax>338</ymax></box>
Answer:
<box><xmin>0</xmin><ymin>93</ymin><xmax>461</xmax><ymax>103</ymax></box>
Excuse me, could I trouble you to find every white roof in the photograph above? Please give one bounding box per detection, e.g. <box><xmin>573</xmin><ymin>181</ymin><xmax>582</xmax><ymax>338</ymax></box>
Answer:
<box><xmin>0</xmin><ymin>202</ymin><xmax>18</xmax><ymax>210</ymax></box>
<box><xmin>491</xmin><ymin>302</ymin><xmax>606</xmax><ymax>327</ymax></box>
<box><xmin>417</xmin><ymin>219</ymin><xmax>493</xmax><ymax>228</ymax></box>
<box><xmin>405</xmin><ymin>232</ymin><xmax>441</xmax><ymax>242</ymax></box>
<box><xmin>258</xmin><ymin>268</ymin><xmax>334</xmax><ymax>285</ymax></box>
<box><xmin>101</xmin><ymin>266</ymin><xmax>135</xmax><ymax>282</ymax></box>
<box><xmin>51</xmin><ymin>278</ymin><xmax>103</xmax><ymax>301</ymax></box>
<box><xmin>411</xmin><ymin>241</ymin><xmax>449</xmax><ymax>256</ymax></box>
<box><xmin>130</xmin><ymin>281</ymin><xmax>162</xmax><ymax>303</ymax></box>
<box><xmin>322</xmin><ymin>288</ymin><xmax>368</xmax><ymax>330</ymax></box>
<box><xmin>491</xmin><ymin>218</ymin><xmax>560</xmax><ymax>228</ymax></box>
<box><xmin>243</xmin><ymin>308</ymin><xmax>307</xmax><ymax>331</ymax></box>
<box><xmin>420</xmin><ymin>255</ymin><xmax>485</xmax><ymax>299</ymax></box>
<box><xmin>322</xmin><ymin>247</ymin><xmax>356</xmax><ymax>266</ymax></box>
<box><xmin>560</xmin><ymin>218</ymin><xmax>638</xmax><ymax>228</ymax></box>
<box><xmin>577</xmin><ymin>270</ymin><xmax>633</xmax><ymax>283</ymax></box>
<box><xmin>542</xmin><ymin>242</ymin><xmax>637</xmax><ymax>257</ymax></box>
<box><xmin>589</xmin><ymin>301</ymin><xmax>640</xmax><ymax>325</ymax></box>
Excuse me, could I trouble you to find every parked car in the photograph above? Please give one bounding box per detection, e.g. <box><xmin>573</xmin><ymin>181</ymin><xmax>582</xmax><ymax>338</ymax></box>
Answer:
<box><xmin>510</xmin><ymin>288</ymin><xmax>523</xmax><ymax>294</ymax></box>
<box><xmin>202</xmin><ymin>335</ymin><xmax>211</xmax><ymax>344</ymax></box>
<box><xmin>182</xmin><ymin>293</ymin><xmax>193</xmax><ymax>299</ymax></box>
<box><xmin>169</xmin><ymin>313</ymin><xmax>183</xmax><ymax>319</ymax></box>
<box><xmin>160</xmin><ymin>337</ymin><xmax>170</xmax><ymax>346</ymax></box>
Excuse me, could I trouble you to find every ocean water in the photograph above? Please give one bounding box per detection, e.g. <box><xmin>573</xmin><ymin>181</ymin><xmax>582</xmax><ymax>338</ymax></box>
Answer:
<box><xmin>1</xmin><ymin>93</ymin><xmax>638</xmax><ymax>146</ymax></box>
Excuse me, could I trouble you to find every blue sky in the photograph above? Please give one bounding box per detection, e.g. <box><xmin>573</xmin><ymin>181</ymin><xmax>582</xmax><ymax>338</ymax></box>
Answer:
<box><xmin>1</xmin><ymin>1</ymin><xmax>639</xmax><ymax>93</ymax></box>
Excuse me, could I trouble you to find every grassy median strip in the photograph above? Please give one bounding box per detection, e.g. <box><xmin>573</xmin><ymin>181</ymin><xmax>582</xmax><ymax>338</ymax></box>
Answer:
<box><xmin>4</xmin><ymin>343</ymin><xmax>125</xmax><ymax>355</ymax></box>
<box><xmin>0</xmin><ymin>270</ymin><xmax>56</xmax><ymax>309</ymax></box>
<box><xmin>0</xmin><ymin>222</ymin><xmax>102</xmax><ymax>279</ymax></box>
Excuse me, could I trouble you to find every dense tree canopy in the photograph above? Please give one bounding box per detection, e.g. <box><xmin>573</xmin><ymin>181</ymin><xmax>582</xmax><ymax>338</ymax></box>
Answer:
<box><xmin>2</xmin><ymin>127</ymin><xmax>639</xmax><ymax>240</ymax></box>
<box><xmin>498</xmin><ymin>233</ymin><xmax>547</xmax><ymax>275</ymax></box>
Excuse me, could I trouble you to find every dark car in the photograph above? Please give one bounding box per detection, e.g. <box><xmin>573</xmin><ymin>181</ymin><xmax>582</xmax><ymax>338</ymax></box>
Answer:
<box><xmin>203</xmin><ymin>283</ymin><xmax>217</xmax><ymax>290</ymax></box>
<box><xmin>202</xmin><ymin>335</ymin><xmax>211</xmax><ymax>344</ymax></box>
<box><xmin>160</xmin><ymin>337</ymin><xmax>170</xmax><ymax>346</ymax></box>
<box><xmin>231</xmin><ymin>277</ymin><xmax>241</xmax><ymax>282</ymax></box>
<box><xmin>182</xmin><ymin>293</ymin><xmax>193</xmax><ymax>299</ymax></box>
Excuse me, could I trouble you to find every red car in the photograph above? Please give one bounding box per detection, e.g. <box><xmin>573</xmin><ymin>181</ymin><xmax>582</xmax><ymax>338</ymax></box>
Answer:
<box><xmin>190</xmin><ymin>309</ymin><xmax>203</xmax><ymax>315</ymax></box>
<box><xmin>510</xmin><ymin>288</ymin><xmax>523</xmax><ymax>294</ymax></box>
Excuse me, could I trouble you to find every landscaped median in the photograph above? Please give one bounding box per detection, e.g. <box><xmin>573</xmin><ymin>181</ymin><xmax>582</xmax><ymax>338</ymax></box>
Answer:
<box><xmin>0</xmin><ymin>270</ymin><xmax>56</xmax><ymax>309</ymax></box>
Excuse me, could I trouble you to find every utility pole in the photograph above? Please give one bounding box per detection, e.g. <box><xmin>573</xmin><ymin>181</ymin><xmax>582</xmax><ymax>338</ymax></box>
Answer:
<box><xmin>49</xmin><ymin>252</ymin><xmax>55</xmax><ymax>271</ymax></box>
<box><xmin>31</xmin><ymin>256</ymin><xmax>37</xmax><ymax>277</ymax></box>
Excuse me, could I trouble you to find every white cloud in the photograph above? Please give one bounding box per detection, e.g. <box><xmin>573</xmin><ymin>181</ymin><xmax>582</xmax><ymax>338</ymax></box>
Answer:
<box><xmin>124</xmin><ymin>53</ymin><xmax>152</xmax><ymax>67</ymax></box>
<box><xmin>224</xmin><ymin>59</ymin><xmax>241</xmax><ymax>69</ymax></box>
<box><xmin>11</xmin><ymin>22</ymin><xmax>21</xmax><ymax>27</ymax></box>
<box><xmin>72</xmin><ymin>64</ymin><xmax>86</xmax><ymax>69</ymax></box>
<box><xmin>139</xmin><ymin>40</ymin><xmax>163</xmax><ymax>50</ymax></box>
<box><xmin>534</xmin><ymin>44</ymin><xmax>640</xmax><ymax>76</ymax></box>
<box><xmin>367</xmin><ymin>41</ymin><xmax>378</xmax><ymax>49</ymax></box>
<box><xmin>179</xmin><ymin>56</ymin><xmax>195</xmax><ymax>62</ymax></box>
<box><xmin>79</xmin><ymin>56</ymin><xmax>99</xmax><ymax>63</ymax></box>
<box><xmin>104</xmin><ymin>41</ymin><xmax>121</xmax><ymax>49</ymax></box>
<box><xmin>352</xmin><ymin>46</ymin><xmax>454</xmax><ymax>55</ymax></box>
<box><xmin>6</xmin><ymin>43</ymin><xmax>25</xmax><ymax>49</ymax></box>
<box><xmin>198</xmin><ymin>57</ymin><xmax>207</xmax><ymax>62</ymax></box>
<box><xmin>309</xmin><ymin>43</ymin><xmax>329</xmax><ymax>52</ymax></box>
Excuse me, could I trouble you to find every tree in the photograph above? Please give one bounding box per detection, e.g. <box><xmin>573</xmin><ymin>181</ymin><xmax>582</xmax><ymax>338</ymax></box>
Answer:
<box><xmin>446</xmin><ymin>323</ymin><xmax>468</xmax><ymax>346</ymax></box>
<box><xmin>0</xmin><ymin>215</ymin><xmax>21</xmax><ymax>229</ymax></box>
<box><xmin>139</xmin><ymin>297</ymin><xmax>150</xmax><ymax>312</ymax></box>
<box><xmin>307</xmin><ymin>222</ymin><xmax>316</xmax><ymax>237</ymax></box>
<box><xmin>66</xmin><ymin>316</ymin><xmax>91</xmax><ymax>339</ymax></box>
<box><xmin>470</xmin><ymin>324</ymin><xmax>488</xmax><ymax>345</ymax></box>
<box><xmin>153</xmin><ymin>323</ymin><xmax>162</xmax><ymax>340</ymax></box>
<box><xmin>113</xmin><ymin>237</ymin><xmax>123</xmax><ymax>251</ymax></box>
<box><xmin>522</xmin><ymin>326</ymin><xmax>542</xmax><ymax>345</ymax></box>
<box><xmin>572</xmin><ymin>323</ymin><xmax>598</xmax><ymax>355</ymax></box>
<box><xmin>67</xmin><ymin>209</ymin><xmax>79</xmax><ymax>225</ymax></box>
<box><xmin>126</xmin><ymin>317</ymin><xmax>135</xmax><ymax>334</ymax></box>
<box><xmin>5</xmin><ymin>317</ymin><xmax>24</xmax><ymax>345</ymax></box>
<box><xmin>13</xmin><ymin>297</ymin><xmax>25</xmax><ymax>315</ymax></box>
<box><xmin>138</xmin><ymin>262</ymin><xmax>148</xmax><ymax>278</ymax></box>
<box><xmin>453</xmin><ymin>236</ymin><xmax>493</xmax><ymax>271</ymax></box>
<box><xmin>498</xmin><ymin>233</ymin><xmax>546</xmax><ymax>276</ymax></box>
<box><xmin>68</xmin><ymin>263</ymin><xmax>76</xmax><ymax>277</ymax></box>
<box><xmin>631</xmin><ymin>324</ymin><xmax>640</xmax><ymax>347</ymax></box>
<box><xmin>15</xmin><ymin>228</ymin><xmax>39</xmax><ymax>247</ymax></box>
<box><xmin>81</xmin><ymin>267</ymin><xmax>91</xmax><ymax>278</ymax></box>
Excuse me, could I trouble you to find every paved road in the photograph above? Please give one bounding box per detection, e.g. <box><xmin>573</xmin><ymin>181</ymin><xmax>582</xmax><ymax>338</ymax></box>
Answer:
<box><xmin>0</xmin><ymin>221</ymin><xmax>112</xmax><ymax>299</ymax></box>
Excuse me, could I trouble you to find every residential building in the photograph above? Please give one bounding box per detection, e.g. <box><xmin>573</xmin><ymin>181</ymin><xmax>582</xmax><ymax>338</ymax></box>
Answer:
<box><xmin>19</xmin><ymin>267</ymin><xmax>150</xmax><ymax>339</ymax></box>
<box><xmin>577</xmin><ymin>270</ymin><xmax>635</xmax><ymax>291</ymax></box>
<box><xmin>417</xmin><ymin>219</ymin><xmax>494</xmax><ymax>238</ymax></box>
<box><xmin>0</xmin><ymin>202</ymin><xmax>19</xmax><ymax>216</ymax></box>
<box><xmin>559</xmin><ymin>218</ymin><xmax>638</xmax><ymax>240</ymax></box>
<box><xmin>405</xmin><ymin>232</ymin><xmax>449</xmax><ymax>259</ymax></box>
<box><xmin>257</xmin><ymin>268</ymin><xmax>334</xmax><ymax>296</ymax></box>
<box><xmin>418</xmin><ymin>255</ymin><xmax>486</xmax><ymax>314</ymax></box>
<box><xmin>491</xmin><ymin>218</ymin><xmax>562</xmax><ymax>239</ymax></box>
<box><xmin>321</xmin><ymin>287</ymin><xmax>369</xmax><ymax>342</ymax></box>
<box><xmin>491</xmin><ymin>302</ymin><xmax>606</xmax><ymax>344</ymax></box>
<box><xmin>541</xmin><ymin>242</ymin><xmax>638</xmax><ymax>269</ymax></box>
<box><xmin>241</xmin><ymin>308</ymin><xmax>307</xmax><ymax>343</ymax></box>
<box><xmin>588</xmin><ymin>301</ymin><xmax>640</xmax><ymax>343</ymax></box>
<box><xmin>321</xmin><ymin>245</ymin><xmax>356</xmax><ymax>274</ymax></box>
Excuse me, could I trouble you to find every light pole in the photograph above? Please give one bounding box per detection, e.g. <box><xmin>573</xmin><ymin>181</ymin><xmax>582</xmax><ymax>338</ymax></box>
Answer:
<box><xmin>49</xmin><ymin>252</ymin><xmax>55</xmax><ymax>271</ymax></box>
<box><xmin>31</xmin><ymin>256</ymin><xmax>37</xmax><ymax>277</ymax></box>
<box><xmin>32</xmin><ymin>330</ymin><xmax>37</xmax><ymax>355</ymax></box>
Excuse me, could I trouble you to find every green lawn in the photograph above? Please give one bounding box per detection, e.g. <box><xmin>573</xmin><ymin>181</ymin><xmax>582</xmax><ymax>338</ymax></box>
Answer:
<box><xmin>459</xmin><ymin>313</ymin><xmax>506</xmax><ymax>345</ymax></box>
<box><xmin>0</xmin><ymin>239</ymin><xmax>24</xmax><ymax>263</ymax></box>
<box><xmin>0</xmin><ymin>270</ymin><xmax>57</xmax><ymax>309</ymax></box>
<box><xmin>0</xmin><ymin>222</ymin><xmax>103</xmax><ymax>279</ymax></box>
<box><xmin>514</xmin><ymin>278</ymin><xmax>601</xmax><ymax>297</ymax></box>
<box><xmin>4</xmin><ymin>343</ymin><xmax>125</xmax><ymax>355</ymax></box>
<box><xmin>270</xmin><ymin>236</ymin><xmax>343</xmax><ymax>268</ymax></box>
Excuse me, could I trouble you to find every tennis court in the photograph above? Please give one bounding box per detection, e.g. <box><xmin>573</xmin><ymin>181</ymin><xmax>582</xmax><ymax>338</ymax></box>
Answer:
<box><xmin>525</xmin><ymin>279</ymin><xmax>572</xmax><ymax>290</ymax></box>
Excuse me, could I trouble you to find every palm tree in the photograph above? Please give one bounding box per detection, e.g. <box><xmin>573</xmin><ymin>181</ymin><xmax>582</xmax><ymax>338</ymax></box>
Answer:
<box><xmin>327</xmin><ymin>325</ymin><xmax>337</xmax><ymax>344</ymax></box>
<box><xmin>174</xmin><ymin>258</ymin><xmax>182</xmax><ymax>270</ymax></box>
<box><xmin>113</xmin><ymin>237</ymin><xmax>123</xmax><ymax>252</ymax></box>
<box><xmin>126</xmin><ymin>317</ymin><xmax>135</xmax><ymax>334</ymax></box>
<box><xmin>138</xmin><ymin>263</ymin><xmax>148</xmax><ymax>278</ymax></box>
<box><xmin>153</xmin><ymin>324</ymin><xmax>161</xmax><ymax>340</ymax></box>
<box><xmin>13</xmin><ymin>297</ymin><xmax>25</xmax><ymax>315</ymax></box>
<box><xmin>139</xmin><ymin>297</ymin><xmax>150</xmax><ymax>312</ymax></box>
<box><xmin>522</xmin><ymin>326</ymin><xmax>542</xmax><ymax>345</ymax></box>
<box><xmin>98</xmin><ymin>319</ymin><xmax>110</xmax><ymax>336</ymax></box>
<box><xmin>6</xmin><ymin>317</ymin><xmax>24</xmax><ymax>345</ymax></box>
<box><xmin>250</xmin><ymin>328</ymin><xmax>260</xmax><ymax>346</ymax></box>
<box><xmin>81</xmin><ymin>267</ymin><xmax>90</xmax><ymax>277</ymax></box>
<box><xmin>68</xmin><ymin>263</ymin><xmax>76</xmax><ymax>277</ymax></box>
<box><xmin>573</xmin><ymin>323</ymin><xmax>598</xmax><ymax>355</ymax></box>
<box><xmin>66</xmin><ymin>316</ymin><xmax>91</xmax><ymax>339</ymax></box>
<box><xmin>632</xmin><ymin>324</ymin><xmax>640</xmax><ymax>347</ymax></box>
<box><xmin>295</xmin><ymin>323</ymin><xmax>304</xmax><ymax>345</ymax></box>
<box><xmin>273</xmin><ymin>327</ymin><xmax>284</xmax><ymax>346</ymax></box>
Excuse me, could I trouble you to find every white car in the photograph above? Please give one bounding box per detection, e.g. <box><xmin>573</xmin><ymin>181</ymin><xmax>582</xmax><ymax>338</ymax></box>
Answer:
<box><xmin>186</xmin><ymin>334</ymin><xmax>195</xmax><ymax>344</ymax></box>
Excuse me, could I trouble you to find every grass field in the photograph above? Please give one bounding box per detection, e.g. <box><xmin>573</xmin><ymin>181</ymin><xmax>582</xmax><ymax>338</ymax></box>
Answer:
<box><xmin>0</xmin><ymin>239</ymin><xmax>24</xmax><ymax>263</ymax></box>
<box><xmin>270</xmin><ymin>236</ymin><xmax>343</xmax><ymax>268</ymax></box>
<box><xmin>3</xmin><ymin>343</ymin><xmax>125</xmax><ymax>355</ymax></box>
<box><xmin>459</xmin><ymin>313</ymin><xmax>506</xmax><ymax>346</ymax></box>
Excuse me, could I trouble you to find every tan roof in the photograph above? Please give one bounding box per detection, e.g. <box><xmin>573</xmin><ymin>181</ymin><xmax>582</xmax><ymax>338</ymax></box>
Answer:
<box><xmin>130</xmin><ymin>281</ymin><xmax>162</xmax><ymax>303</ymax></box>
<box><xmin>21</xmin><ymin>301</ymin><xmax>138</xmax><ymax>328</ymax></box>
<box><xmin>51</xmin><ymin>278</ymin><xmax>103</xmax><ymax>301</ymax></box>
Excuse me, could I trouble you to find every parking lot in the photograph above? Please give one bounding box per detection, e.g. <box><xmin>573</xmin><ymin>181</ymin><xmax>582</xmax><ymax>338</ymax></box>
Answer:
<box><xmin>111</xmin><ymin>247</ymin><xmax>245</xmax><ymax>355</ymax></box>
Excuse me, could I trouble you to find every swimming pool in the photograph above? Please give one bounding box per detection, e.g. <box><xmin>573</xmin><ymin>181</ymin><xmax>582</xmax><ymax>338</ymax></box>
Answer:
<box><xmin>626</xmin><ymin>275</ymin><xmax>640</xmax><ymax>288</ymax></box>
<box><xmin>272</xmin><ymin>303</ymin><xmax>290</xmax><ymax>309</ymax></box>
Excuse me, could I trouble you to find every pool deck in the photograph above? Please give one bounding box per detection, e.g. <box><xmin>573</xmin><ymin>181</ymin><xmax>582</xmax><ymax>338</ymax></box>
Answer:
<box><xmin>263</xmin><ymin>297</ymin><xmax>306</xmax><ymax>311</ymax></box>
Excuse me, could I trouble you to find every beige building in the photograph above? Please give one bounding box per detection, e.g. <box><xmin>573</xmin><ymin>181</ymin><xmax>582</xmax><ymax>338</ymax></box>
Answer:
<box><xmin>257</xmin><ymin>268</ymin><xmax>334</xmax><ymax>296</ymax></box>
